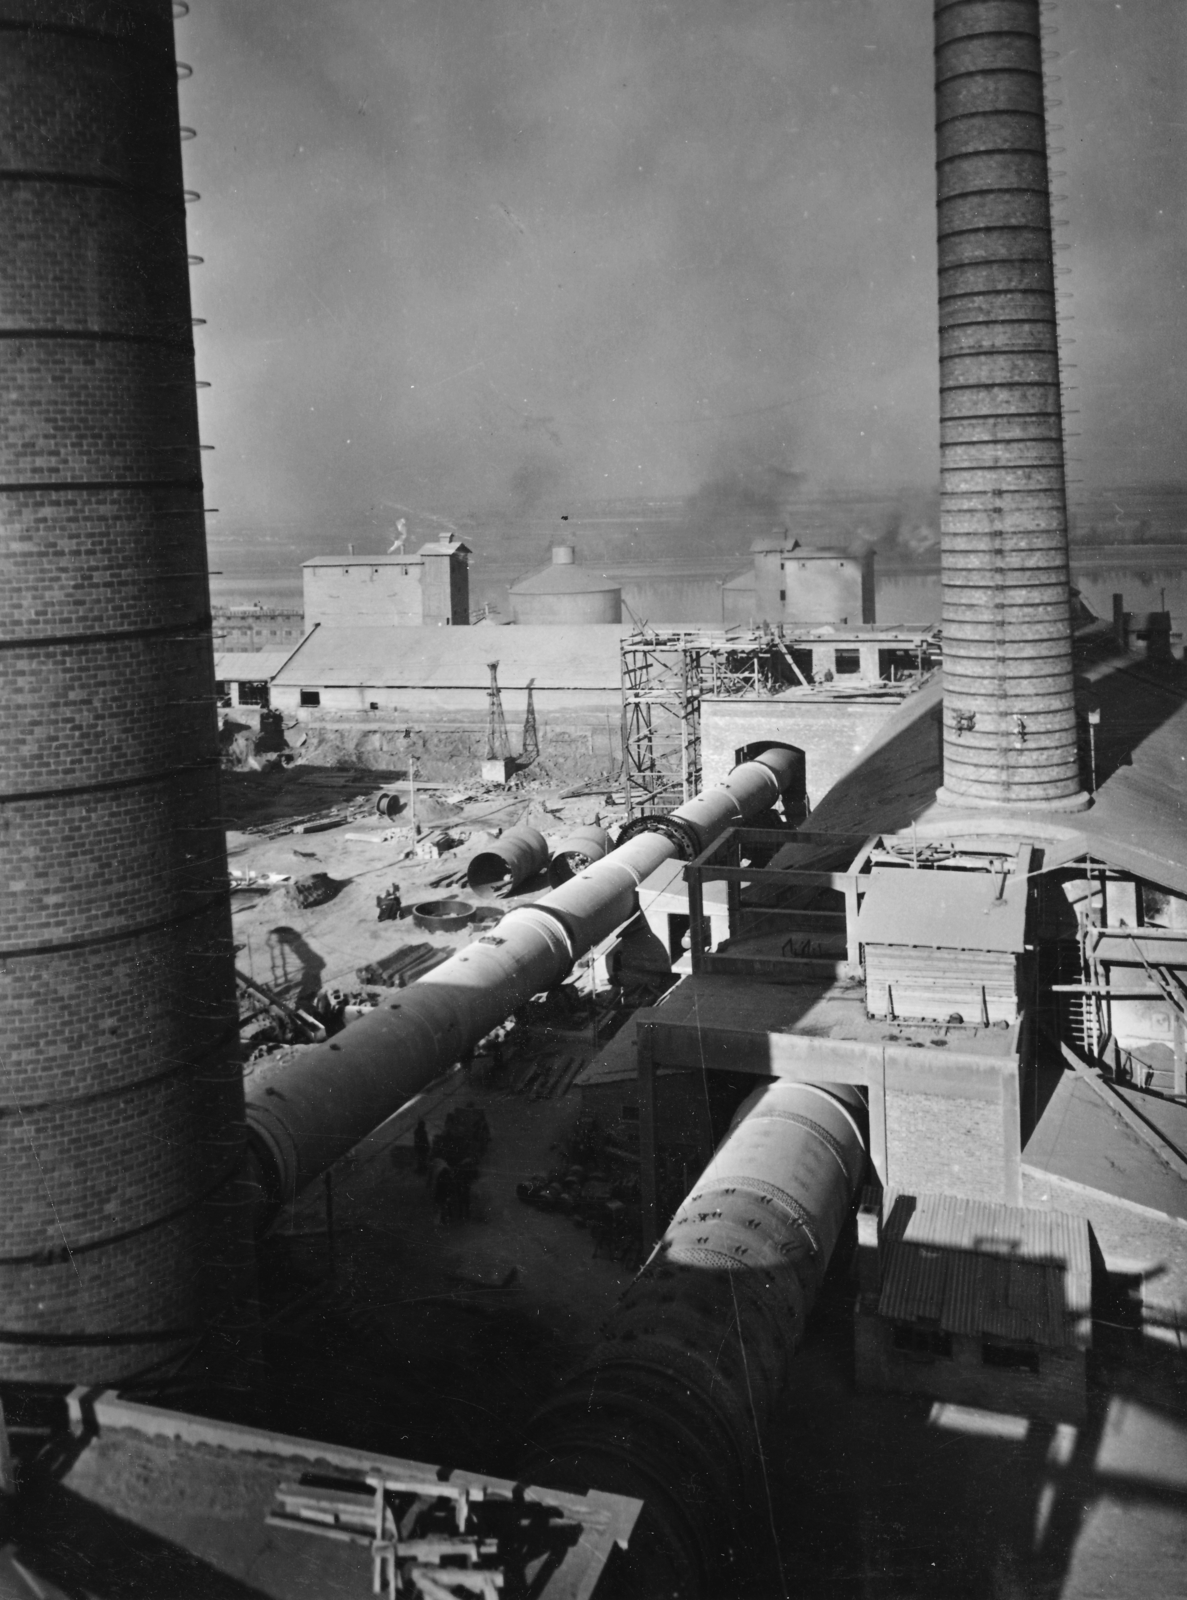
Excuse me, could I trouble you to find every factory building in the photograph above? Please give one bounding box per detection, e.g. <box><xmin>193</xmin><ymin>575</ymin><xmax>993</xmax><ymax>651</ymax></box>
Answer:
<box><xmin>723</xmin><ymin>532</ymin><xmax>877</xmax><ymax>627</ymax></box>
<box><xmin>509</xmin><ymin>544</ymin><xmax>623</xmax><ymax>625</ymax></box>
<box><xmin>270</xmin><ymin>623</ymin><xmax>623</xmax><ymax>719</ymax></box>
<box><xmin>302</xmin><ymin>531</ymin><xmax>471</xmax><ymax>629</ymax></box>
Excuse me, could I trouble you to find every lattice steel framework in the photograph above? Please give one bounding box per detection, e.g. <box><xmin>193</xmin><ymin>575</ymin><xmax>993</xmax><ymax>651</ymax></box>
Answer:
<box><xmin>621</xmin><ymin>629</ymin><xmax>809</xmax><ymax>817</ymax></box>
<box><xmin>621</xmin><ymin>625</ymin><xmax>940</xmax><ymax>818</ymax></box>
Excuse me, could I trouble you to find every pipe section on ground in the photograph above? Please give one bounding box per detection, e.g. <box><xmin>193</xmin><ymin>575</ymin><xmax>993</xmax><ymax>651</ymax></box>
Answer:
<box><xmin>521</xmin><ymin>1081</ymin><xmax>867</xmax><ymax>1599</ymax></box>
<box><xmin>0</xmin><ymin>1</ymin><xmax>251</xmax><ymax>1383</ymax></box>
<box><xmin>547</xmin><ymin>826</ymin><xmax>611</xmax><ymax>887</ymax></box>
<box><xmin>467</xmin><ymin>826</ymin><xmax>549</xmax><ymax>898</ymax></box>
<box><xmin>245</xmin><ymin>750</ymin><xmax>798</xmax><ymax>1207</ymax></box>
<box><xmin>933</xmin><ymin>0</ymin><xmax>1087</xmax><ymax>810</ymax></box>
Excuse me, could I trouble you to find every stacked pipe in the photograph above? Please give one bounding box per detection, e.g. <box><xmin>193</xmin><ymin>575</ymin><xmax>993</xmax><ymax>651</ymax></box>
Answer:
<box><xmin>0</xmin><ymin>2</ymin><xmax>251</xmax><ymax>1382</ymax></box>
<box><xmin>934</xmin><ymin>0</ymin><xmax>1087</xmax><ymax>809</ymax></box>
<box><xmin>245</xmin><ymin>751</ymin><xmax>798</xmax><ymax>1207</ymax></box>
<box><xmin>522</xmin><ymin>1083</ymin><xmax>867</xmax><ymax>1598</ymax></box>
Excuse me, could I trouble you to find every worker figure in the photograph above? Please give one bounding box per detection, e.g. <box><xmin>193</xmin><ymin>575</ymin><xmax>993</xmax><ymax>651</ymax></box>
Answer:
<box><xmin>413</xmin><ymin>1118</ymin><xmax>430</xmax><ymax>1175</ymax></box>
<box><xmin>430</xmin><ymin>1159</ymin><xmax>454</xmax><ymax>1226</ymax></box>
<box><xmin>455</xmin><ymin>1156</ymin><xmax>479</xmax><ymax>1221</ymax></box>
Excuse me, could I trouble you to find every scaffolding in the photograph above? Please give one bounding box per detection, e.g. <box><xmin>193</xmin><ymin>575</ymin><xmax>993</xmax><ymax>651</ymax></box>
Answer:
<box><xmin>620</xmin><ymin>624</ymin><xmax>939</xmax><ymax>818</ymax></box>
<box><xmin>621</xmin><ymin>628</ymin><xmax>796</xmax><ymax>816</ymax></box>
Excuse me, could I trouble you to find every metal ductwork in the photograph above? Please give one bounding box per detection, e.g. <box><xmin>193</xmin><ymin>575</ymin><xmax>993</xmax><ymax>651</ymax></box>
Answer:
<box><xmin>0</xmin><ymin>2</ymin><xmax>252</xmax><ymax>1382</ymax></box>
<box><xmin>245</xmin><ymin>750</ymin><xmax>799</xmax><ymax>1208</ymax></box>
<box><xmin>521</xmin><ymin>1082</ymin><xmax>868</xmax><ymax>1599</ymax></box>
<box><xmin>934</xmin><ymin>0</ymin><xmax>1087</xmax><ymax>810</ymax></box>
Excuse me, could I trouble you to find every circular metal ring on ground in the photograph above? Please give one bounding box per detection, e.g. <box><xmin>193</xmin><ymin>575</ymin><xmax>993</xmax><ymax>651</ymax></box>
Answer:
<box><xmin>411</xmin><ymin>899</ymin><xmax>475</xmax><ymax>933</ymax></box>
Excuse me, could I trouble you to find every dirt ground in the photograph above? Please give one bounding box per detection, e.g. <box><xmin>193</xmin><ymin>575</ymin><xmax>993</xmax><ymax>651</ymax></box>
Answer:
<box><xmin>223</xmin><ymin>766</ymin><xmax>622</xmax><ymax>1001</ymax></box>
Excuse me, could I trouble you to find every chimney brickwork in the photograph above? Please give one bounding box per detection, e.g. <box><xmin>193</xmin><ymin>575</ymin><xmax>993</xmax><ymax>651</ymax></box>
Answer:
<box><xmin>934</xmin><ymin>0</ymin><xmax>1087</xmax><ymax>809</ymax></box>
<box><xmin>0</xmin><ymin>0</ymin><xmax>251</xmax><ymax>1381</ymax></box>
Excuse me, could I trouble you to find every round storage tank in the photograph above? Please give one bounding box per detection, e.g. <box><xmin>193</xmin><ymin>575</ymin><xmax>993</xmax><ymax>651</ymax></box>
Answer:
<box><xmin>509</xmin><ymin>545</ymin><xmax>622</xmax><ymax>625</ymax></box>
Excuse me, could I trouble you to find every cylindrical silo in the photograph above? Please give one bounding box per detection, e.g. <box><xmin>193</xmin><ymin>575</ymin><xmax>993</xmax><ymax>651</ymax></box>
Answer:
<box><xmin>934</xmin><ymin>0</ymin><xmax>1087</xmax><ymax>809</ymax></box>
<box><xmin>509</xmin><ymin>545</ymin><xmax>622</xmax><ymax>625</ymax></box>
<box><xmin>0</xmin><ymin>1</ymin><xmax>252</xmax><ymax>1383</ymax></box>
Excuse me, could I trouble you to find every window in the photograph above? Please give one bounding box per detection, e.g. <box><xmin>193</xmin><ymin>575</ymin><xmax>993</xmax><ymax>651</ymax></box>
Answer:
<box><xmin>238</xmin><ymin>680</ymin><xmax>269</xmax><ymax>708</ymax></box>
<box><xmin>835</xmin><ymin>649</ymin><xmax>861</xmax><ymax>675</ymax></box>
<box><xmin>214</xmin><ymin>681</ymin><xmax>231</xmax><ymax>708</ymax></box>
<box><xmin>982</xmin><ymin>1339</ymin><xmax>1040</xmax><ymax>1374</ymax></box>
<box><xmin>892</xmin><ymin>1323</ymin><xmax>952</xmax><ymax>1360</ymax></box>
<box><xmin>299</xmin><ymin>689</ymin><xmax>321</xmax><ymax>708</ymax></box>
<box><xmin>779</xmin><ymin>590</ymin><xmax>786</xmax><ymax>602</ymax></box>
<box><xmin>369</xmin><ymin>701</ymin><xmax>379</xmax><ymax>711</ymax></box>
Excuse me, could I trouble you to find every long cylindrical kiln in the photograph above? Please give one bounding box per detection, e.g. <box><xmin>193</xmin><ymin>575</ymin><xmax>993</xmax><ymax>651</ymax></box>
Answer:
<box><xmin>934</xmin><ymin>0</ymin><xmax>1086</xmax><ymax>810</ymax></box>
<box><xmin>0</xmin><ymin>1</ymin><xmax>250</xmax><ymax>1383</ymax></box>
<box><xmin>522</xmin><ymin>1081</ymin><xmax>867</xmax><ymax>1598</ymax></box>
<box><xmin>245</xmin><ymin>751</ymin><xmax>798</xmax><ymax>1206</ymax></box>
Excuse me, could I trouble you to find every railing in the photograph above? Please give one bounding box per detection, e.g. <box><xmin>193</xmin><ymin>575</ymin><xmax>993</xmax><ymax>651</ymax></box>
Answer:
<box><xmin>683</xmin><ymin>826</ymin><xmax>868</xmax><ymax>974</ymax></box>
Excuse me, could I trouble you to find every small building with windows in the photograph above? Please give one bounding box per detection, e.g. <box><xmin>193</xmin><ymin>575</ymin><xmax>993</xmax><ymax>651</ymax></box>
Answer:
<box><xmin>854</xmin><ymin>1190</ymin><xmax>1094</xmax><ymax>1422</ymax></box>
<box><xmin>214</xmin><ymin>651</ymin><xmax>297</xmax><ymax>710</ymax></box>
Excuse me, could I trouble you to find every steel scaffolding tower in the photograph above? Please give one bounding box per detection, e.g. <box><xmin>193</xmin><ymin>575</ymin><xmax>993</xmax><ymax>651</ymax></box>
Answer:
<box><xmin>620</xmin><ymin>625</ymin><xmax>940</xmax><ymax>819</ymax></box>
<box><xmin>620</xmin><ymin>628</ymin><xmax>805</xmax><ymax>817</ymax></box>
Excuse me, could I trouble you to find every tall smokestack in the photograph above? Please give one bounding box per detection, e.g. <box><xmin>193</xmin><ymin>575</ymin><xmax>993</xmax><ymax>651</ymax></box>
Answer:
<box><xmin>0</xmin><ymin>3</ymin><xmax>252</xmax><ymax>1381</ymax></box>
<box><xmin>934</xmin><ymin>0</ymin><xmax>1087</xmax><ymax>810</ymax></box>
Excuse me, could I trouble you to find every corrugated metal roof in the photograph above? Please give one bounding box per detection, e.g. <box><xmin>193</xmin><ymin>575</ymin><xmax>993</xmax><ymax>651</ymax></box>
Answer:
<box><xmin>856</xmin><ymin>867</ymin><xmax>1028</xmax><ymax>952</ymax></box>
<box><xmin>214</xmin><ymin>651</ymin><xmax>294</xmax><ymax>680</ymax></box>
<box><xmin>272</xmin><ymin>625</ymin><xmax>626</xmax><ymax>691</ymax></box>
<box><xmin>878</xmin><ymin>1191</ymin><xmax>1092</xmax><ymax>1349</ymax></box>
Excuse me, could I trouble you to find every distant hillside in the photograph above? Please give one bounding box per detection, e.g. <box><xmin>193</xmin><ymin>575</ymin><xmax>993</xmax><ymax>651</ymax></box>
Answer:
<box><xmin>208</xmin><ymin>482</ymin><xmax>1187</xmax><ymax>584</ymax></box>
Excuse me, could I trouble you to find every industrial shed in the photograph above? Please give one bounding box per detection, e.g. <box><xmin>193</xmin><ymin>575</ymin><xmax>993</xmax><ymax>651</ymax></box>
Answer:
<box><xmin>270</xmin><ymin>624</ymin><xmax>626</xmax><ymax>717</ymax></box>
<box><xmin>214</xmin><ymin>650</ymin><xmax>299</xmax><ymax>709</ymax></box>
<box><xmin>855</xmin><ymin>1190</ymin><xmax>1094</xmax><ymax>1422</ymax></box>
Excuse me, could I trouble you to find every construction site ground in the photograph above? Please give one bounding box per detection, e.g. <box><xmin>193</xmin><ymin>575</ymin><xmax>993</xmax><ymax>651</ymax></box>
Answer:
<box><xmin>222</xmin><ymin>764</ymin><xmax>623</xmax><ymax>1004</ymax></box>
<box><xmin>48</xmin><ymin>763</ymin><xmax>1178</xmax><ymax>1598</ymax></box>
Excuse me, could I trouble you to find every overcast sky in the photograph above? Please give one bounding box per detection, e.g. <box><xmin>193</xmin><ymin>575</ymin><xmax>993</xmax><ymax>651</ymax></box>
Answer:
<box><xmin>178</xmin><ymin>0</ymin><xmax>1185</xmax><ymax>550</ymax></box>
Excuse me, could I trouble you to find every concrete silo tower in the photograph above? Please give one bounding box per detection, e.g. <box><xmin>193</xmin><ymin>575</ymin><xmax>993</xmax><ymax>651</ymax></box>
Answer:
<box><xmin>0</xmin><ymin>2</ymin><xmax>252</xmax><ymax>1382</ymax></box>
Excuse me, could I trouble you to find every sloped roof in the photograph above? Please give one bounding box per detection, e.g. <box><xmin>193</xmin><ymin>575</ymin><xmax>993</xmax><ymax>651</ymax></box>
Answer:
<box><xmin>303</xmin><ymin>554</ymin><xmax>423</xmax><ymax>567</ymax></box>
<box><xmin>510</xmin><ymin>563</ymin><xmax>621</xmax><ymax>595</ymax></box>
<box><xmin>1023</xmin><ymin>1070</ymin><xmax>1187</xmax><ymax>1222</ymax></box>
<box><xmin>417</xmin><ymin>536</ymin><xmax>471</xmax><ymax>557</ymax></box>
<box><xmin>722</xmin><ymin>569</ymin><xmax>756</xmax><ymax>592</ymax></box>
<box><xmin>791</xmin><ymin>651</ymin><xmax>1187</xmax><ymax>900</ymax></box>
<box><xmin>878</xmin><ymin>1190</ymin><xmax>1093</xmax><ymax>1349</ymax></box>
<box><xmin>214</xmin><ymin>651</ymin><xmax>295</xmax><ymax>681</ymax></box>
<box><xmin>272</xmin><ymin>624</ymin><xmax>626</xmax><ymax>691</ymax></box>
